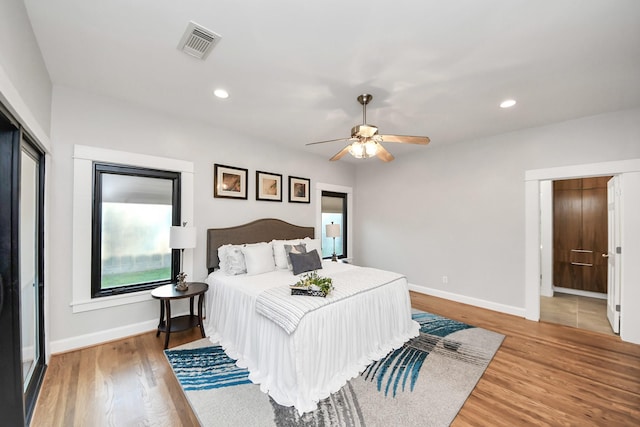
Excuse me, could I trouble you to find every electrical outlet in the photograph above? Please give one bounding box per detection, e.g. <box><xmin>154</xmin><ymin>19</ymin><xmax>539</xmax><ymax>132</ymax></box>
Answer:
<box><xmin>442</xmin><ymin>276</ymin><xmax>448</xmax><ymax>284</ymax></box>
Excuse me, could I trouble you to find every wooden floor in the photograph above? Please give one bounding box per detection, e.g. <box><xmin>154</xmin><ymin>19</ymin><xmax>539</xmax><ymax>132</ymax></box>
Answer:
<box><xmin>31</xmin><ymin>328</ymin><xmax>203</xmax><ymax>427</ymax></box>
<box><xmin>32</xmin><ymin>293</ymin><xmax>640</xmax><ymax>426</ymax></box>
<box><xmin>412</xmin><ymin>293</ymin><xmax>640</xmax><ymax>426</ymax></box>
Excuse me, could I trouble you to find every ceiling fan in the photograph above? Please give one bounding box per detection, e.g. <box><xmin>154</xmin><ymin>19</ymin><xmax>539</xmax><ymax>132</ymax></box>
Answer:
<box><xmin>307</xmin><ymin>94</ymin><xmax>430</xmax><ymax>162</ymax></box>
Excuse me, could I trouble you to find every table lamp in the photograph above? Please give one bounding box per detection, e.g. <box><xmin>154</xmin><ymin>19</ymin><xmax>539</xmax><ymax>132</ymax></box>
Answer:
<box><xmin>325</xmin><ymin>222</ymin><xmax>340</xmax><ymax>262</ymax></box>
<box><xmin>170</xmin><ymin>222</ymin><xmax>196</xmax><ymax>291</ymax></box>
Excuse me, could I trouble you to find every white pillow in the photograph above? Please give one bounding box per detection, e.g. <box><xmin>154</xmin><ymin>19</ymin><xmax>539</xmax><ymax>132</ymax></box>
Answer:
<box><xmin>225</xmin><ymin>246</ymin><xmax>247</xmax><ymax>275</ymax></box>
<box><xmin>272</xmin><ymin>239</ymin><xmax>301</xmax><ymax>269</ymax></box>
<box><xmin>218</xmin><ymin>244</ymin><xmax>231</xmax><ymax>271</ymax></box>
<box><xmin>218</xmin><ymin>244</ymin><xmax>246</xmax><ymax>275</ymax></box>
<box><xmin>242</xmin><ymin>242</ymin><xmax>275</xmax><ymax>275</ymax></box>
<box><xmin>303</xmin><ymin>237</ymin><xmax>323</xmax><ymax>256</ymax></box>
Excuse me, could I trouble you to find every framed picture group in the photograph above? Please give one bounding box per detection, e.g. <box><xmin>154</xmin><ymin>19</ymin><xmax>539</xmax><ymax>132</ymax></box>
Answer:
<box><xmin>213</xmin><ymin>164</ymin><xmax>310</xmax><ymax>203</ymax></box>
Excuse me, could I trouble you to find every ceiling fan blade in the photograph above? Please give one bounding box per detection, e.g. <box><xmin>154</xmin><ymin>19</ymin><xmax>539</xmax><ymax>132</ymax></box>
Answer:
<box><xmin>330</xmin><ymin>146</ymin><xmax>351</xmax><ymax>161</ymax></box>
<box><xmin>375</xmin><ymin>144</ymin><xmax>395</xmax><ymax>162</ymax></box>
<box><xmin>379</xmin><ymin>134</ymin><xmax>430</xmax><ymax>145</ymax></box>
<box><xmin>306</xmin><ymin>137</ymin><xmax>354</xmax><ymax>146</ymax></box>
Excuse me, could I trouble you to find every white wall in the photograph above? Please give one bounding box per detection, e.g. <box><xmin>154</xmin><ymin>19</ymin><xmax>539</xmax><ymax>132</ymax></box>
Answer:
<box><xmin>48</xmin><ymin>85</ymin><xmax>355</xmax><ymax>351</ymax></box>
<box><xmin>354</xmin><ymin>108</ymin><xmax>640</xmax><ymax>316</ymax></box>
<box><xmin>0</xmin><ymin>0</ymin><xmax>51</xmax><ymax>145</ymax></box>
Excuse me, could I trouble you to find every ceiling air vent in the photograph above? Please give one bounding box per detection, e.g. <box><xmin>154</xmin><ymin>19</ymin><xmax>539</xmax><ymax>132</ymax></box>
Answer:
<box><xmin>178</xmin><ymin>21</ymin><xmax>221</xmax><ymax>60</ymax></box>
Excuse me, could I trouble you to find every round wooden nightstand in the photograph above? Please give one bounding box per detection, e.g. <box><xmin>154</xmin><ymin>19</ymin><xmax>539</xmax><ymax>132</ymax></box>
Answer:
<box><xmin>151</xmin><ymin>282</ymin><xmax>208</xmax><ymax>349</ymax></box>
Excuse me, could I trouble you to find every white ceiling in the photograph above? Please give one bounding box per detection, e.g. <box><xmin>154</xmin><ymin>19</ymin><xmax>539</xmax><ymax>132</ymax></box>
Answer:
<box><xmin>24</xmin><ymin>0</ymin><xmax>640</xmax><ymax>162</ymax></box>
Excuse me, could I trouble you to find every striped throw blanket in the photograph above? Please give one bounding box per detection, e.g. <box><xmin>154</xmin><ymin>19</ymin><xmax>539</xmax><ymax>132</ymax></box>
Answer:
<box><xmin>255</xmin><ymin>267</ymin><xmax>405</xmax><ymax>334</ymax></box>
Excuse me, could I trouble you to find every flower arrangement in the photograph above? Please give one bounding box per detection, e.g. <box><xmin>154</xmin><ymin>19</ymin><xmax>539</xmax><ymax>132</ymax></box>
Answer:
<box><xmin>291</xmin><ymin>271</ymin><xmax>334</xmax><ymax>297</ymax></box>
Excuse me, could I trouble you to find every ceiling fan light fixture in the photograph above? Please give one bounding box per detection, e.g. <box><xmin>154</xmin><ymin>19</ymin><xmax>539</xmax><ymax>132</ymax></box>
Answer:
<box><xmin>307</xmin><ymin>94</ymin><xmax>430</xmax><ymax>162</ymax></box>
<box><xmin>348</xmin><ymin>140</ymin><xmax>378</xmax><ymax>159</ymax></box>
<box><xmin>365</xmin><ymin>140</ymin><xmax>378</xmax><ymax>157</ymax></box>
<box><xmin>349</xmin><ymin>141</ymin><xmax>365</xmax><ymax>158</ymax></box>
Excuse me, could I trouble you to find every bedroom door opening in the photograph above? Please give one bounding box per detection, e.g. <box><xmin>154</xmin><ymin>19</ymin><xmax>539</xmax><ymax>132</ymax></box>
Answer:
<box><xmin>526</xmin><ymin>159</ymin><xmax>640</xmax><ymax>344</ymax></box>
<box><xmin>540</xmin><ymin>175</ymin><xmax>616</xmax><ymax>335</ymax></box>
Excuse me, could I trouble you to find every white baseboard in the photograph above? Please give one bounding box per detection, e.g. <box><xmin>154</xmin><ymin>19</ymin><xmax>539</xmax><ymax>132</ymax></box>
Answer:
<box><xmin>409</xmin><ymin>284</ymin><xmax>527</xmax><ymax>318</ymax></box>
<box><xmin>49</xmin><ymin>318</ymin><xmax>159</xmax><ymax>354</ymax></box>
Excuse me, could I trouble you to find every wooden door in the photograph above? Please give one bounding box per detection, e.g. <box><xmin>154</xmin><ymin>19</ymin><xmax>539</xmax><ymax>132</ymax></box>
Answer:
<box><xmin>553</xmin><ymin>179</ymin><xmax>583</xmax><ymax>290</ymax></box>
<box><xmin>581</xmin><ymin>177</ymin><xmax>609</xmax><ymax>292</ymax></box>
<box><xmin>553</xmin><ymin>177</ymin><xmax>610</xmax><ymax>293</ymax></box>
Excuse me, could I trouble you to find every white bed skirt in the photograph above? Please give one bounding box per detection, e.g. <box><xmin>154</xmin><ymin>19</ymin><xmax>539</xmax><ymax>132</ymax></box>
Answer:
<box><xmin>204</xmin><ymin>263</ymin><xmax>419</xmax><ymax>414</ymax></box>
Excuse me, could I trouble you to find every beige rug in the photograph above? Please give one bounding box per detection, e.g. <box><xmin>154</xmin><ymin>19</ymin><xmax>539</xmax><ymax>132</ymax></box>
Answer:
<box><xmin>165</xmin><ymin>310</ymin><xmax>504</xmax><ymax>426</ymax></box>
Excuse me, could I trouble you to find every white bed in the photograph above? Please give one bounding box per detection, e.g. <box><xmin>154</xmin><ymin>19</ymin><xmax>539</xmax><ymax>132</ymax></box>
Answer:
<box><xmin>203</xmin><ymin>219</ymin><xmax>419</xmax><ymax>414</ymax></box>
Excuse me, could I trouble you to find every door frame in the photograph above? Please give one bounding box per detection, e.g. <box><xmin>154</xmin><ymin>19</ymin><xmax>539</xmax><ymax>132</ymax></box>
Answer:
<box><xmin>315</xmin><ymin>183</ymin><xmax>353</xmax><ymax>262</ymax></box>
<box><xmin>525</xmin><ymin>159</ymin><xmax>640</xmax><ymax>341</ymax></box>
<box><xmin>0</xmin><ymin>109</ymin><xmax>26</xmax><ymax>426</ymax></box>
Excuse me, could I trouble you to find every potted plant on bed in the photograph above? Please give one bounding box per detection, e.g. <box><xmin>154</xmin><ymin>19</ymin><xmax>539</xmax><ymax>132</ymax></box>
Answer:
<box><xmin>290</xmin><ymin>271</ymin><xmax>334</xmax><ymax>297</ymax></box>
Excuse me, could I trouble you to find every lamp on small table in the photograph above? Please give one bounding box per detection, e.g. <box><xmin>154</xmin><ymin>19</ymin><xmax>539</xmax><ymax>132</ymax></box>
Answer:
<box><xmin>325</xmin><ymin>222</ymin><xmax>340</xmax><ymax>262</ymax></box>
<box><xmin>170</xmin><ymin>222</ymin><xmax>196</xmax><ymax>291</ymax></box>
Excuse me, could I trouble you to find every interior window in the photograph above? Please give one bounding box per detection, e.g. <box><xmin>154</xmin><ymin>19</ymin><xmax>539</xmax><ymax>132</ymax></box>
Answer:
<box><xmin>321</xmin><ymin>191</ymin><xmax>347</xmax><ymax>259</ymax></box>
<box><xmin>91</xmin><ymin>163</ymin><xmax>180</xmax><ymax>297</ymax></box>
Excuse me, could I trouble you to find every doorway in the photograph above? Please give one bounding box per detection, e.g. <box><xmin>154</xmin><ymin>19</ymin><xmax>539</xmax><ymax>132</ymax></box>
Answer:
<box><xmin>525</xmin><ymin>160</ymin><xmax>640</xmax><ymax>344</ymax></box>
<box><xmin>540</xmin><ymin>176</ymin><xmax>614</xmax><ymax>334</ymax></box>
<box><xmin>0</xmin><ymin>106</ymin><xmax>46</xmax><ymax>425</ymax></box>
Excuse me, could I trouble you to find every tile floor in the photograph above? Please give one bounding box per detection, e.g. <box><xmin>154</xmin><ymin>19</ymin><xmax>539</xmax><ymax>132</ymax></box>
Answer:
<box><xmin>540</xmin><ymin>292</ymin><xmax>616</xmax><ymax>336</ymax></box>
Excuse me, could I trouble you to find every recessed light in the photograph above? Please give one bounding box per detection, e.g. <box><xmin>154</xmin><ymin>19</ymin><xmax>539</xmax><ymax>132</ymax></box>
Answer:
<box><xmin>214</xmin><ymin>89</ymin><xmax>229</xmax><ymax>99</ymax></box>
<box><xmin>500</xmin><ymin>99</ymin><xmax>516</xmax><ymax>108</ymax></box>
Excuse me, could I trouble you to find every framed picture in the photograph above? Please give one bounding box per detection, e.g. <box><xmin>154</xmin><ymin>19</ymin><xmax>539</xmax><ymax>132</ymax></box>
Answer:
<box><xmin>214</xmin><ymin>164</ymin><xmax>248</xmax><ymax>199</ymax></box>
<box><xmin>289</xmin><ymin>176</ymin><xmax>310</xmax><ymax>203</ymax></box>
<box><xmin>256</xmin><ymin>170</ymin><xmax>282</xmax><ymax>202</ymax></box>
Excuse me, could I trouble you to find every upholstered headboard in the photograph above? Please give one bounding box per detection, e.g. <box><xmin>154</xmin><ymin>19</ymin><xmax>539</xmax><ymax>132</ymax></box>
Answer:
<box><xmin>206</xmin><ymin>218</ymin><xmax>315</xmax><ymax>272</ymax></box>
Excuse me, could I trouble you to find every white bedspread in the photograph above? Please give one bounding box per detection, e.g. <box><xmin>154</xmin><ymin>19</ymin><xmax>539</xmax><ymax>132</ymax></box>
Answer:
<box><xmin>204</xmin><ymin>261</ymin><xmax>419</xmax><ymax>414</ymax></box>
<box><xmin>256</xmin><ymin>267</ymin><xmax>406</xmax><ymax>334</ymax></box>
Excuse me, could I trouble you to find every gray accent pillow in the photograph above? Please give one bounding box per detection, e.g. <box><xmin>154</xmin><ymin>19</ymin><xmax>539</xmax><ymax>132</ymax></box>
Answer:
<box><xmin>284</xmin><ymin>243</ymin><xmax>307</xmax><ymax>270</ymax></box>
<box><xmin>289</xmin><ymin>249</ymin><xmax>322</xmax><ymax>275</ymax></box>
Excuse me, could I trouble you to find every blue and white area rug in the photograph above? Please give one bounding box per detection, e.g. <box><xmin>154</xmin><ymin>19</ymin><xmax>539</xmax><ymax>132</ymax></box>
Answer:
<box><xmin>165</xmin><ymin>310</ymin><xmax>504</xmax><ymax>427</ymax></box>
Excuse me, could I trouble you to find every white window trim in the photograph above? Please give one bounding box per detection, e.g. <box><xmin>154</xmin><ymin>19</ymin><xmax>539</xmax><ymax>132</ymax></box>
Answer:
<box><xmin>71</xmin><ymin>145</ymin><xmax>194</xmax><ymax>313</ymax></box>
<box><xmin>315</xmin><ymin>182</ymin><xmax>353</xmax><ymax>263</ymax></box>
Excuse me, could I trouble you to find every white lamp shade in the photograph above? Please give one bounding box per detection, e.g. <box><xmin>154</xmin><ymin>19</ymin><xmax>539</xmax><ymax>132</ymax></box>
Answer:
<box><xmin>326</xmin><ymin>223</ymin><xmax>340</xmax><ymax>238</ymax></box>
<box><xmin>169</xmin><ymin>226</ymin><xmax>197</xmax><ymax>249</ymax></box>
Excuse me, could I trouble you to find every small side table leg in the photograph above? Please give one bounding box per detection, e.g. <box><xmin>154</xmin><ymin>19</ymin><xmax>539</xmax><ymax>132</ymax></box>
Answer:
<box><xmin>197</xmin><ymin>294</ymin><xmax>206</xmax><ymax>338</ymax></box>
<box><xmin>156</xmin><ymin>299</ymin><xmax>165</xmax><ymax>337</ymax></box>
<box><xmin>164</xmin><ymin>300</ymin><xmax>172</xmax><ymax>349</ymax></box>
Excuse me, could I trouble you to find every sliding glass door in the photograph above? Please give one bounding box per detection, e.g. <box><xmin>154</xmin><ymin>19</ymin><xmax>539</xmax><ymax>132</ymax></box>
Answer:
<box><xmin>0</xmin><ymin>106</ymin><xmax>46</xmax><ymax>425</ymax></box>
<box><xmin>21</xmin><ymin>140</ymin><xmax>46</xmax><ymax>420</ymax></box>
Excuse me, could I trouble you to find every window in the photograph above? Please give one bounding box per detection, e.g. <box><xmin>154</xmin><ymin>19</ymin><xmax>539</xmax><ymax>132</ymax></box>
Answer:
<box><xmin>321</xmin><ymin>191</ymin><xmax>347</xmax><ymax>259</ymax></box>
<box><xmin>91</xmin><ymin>163</ymin><xmax>180</xmax><ymax>297</ymax></box>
